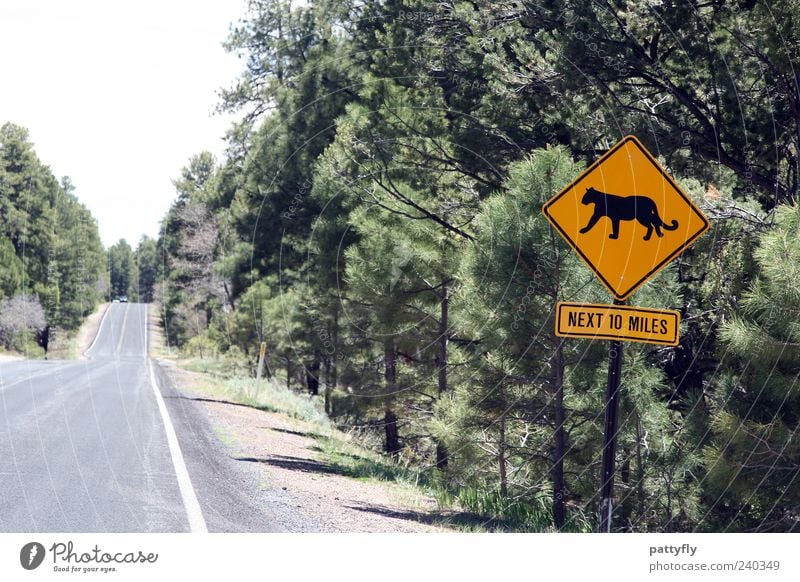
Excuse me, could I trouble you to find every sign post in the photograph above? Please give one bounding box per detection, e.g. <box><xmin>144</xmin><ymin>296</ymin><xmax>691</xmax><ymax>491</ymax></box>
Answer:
<box><xmin>600</xmin><ymin>301</ymin><xmax>624</xmax><ymax>533</ymax></box>
<box><xmin>255</xmin><ymin>341</ymin><xmax>267</xmax><ymax>398</ymax></box>
<box><xmin>542</xmin><ymin>135</ymin><xmax>710</xmax><ymax>532</ymax></box>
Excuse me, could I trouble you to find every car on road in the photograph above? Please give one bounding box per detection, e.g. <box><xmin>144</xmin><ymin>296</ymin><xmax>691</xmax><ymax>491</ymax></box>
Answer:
<box><xmin>120</xmin><ymin>295</ymin><xmax>128</xmax><ymax>303</ymax></box>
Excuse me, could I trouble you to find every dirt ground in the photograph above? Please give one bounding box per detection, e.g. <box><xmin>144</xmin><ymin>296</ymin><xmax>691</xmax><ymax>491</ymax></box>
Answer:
<box><xmin>164</xmin><ymin>363</ymin><xmax>452</xmax><ymax>533</ymax></box>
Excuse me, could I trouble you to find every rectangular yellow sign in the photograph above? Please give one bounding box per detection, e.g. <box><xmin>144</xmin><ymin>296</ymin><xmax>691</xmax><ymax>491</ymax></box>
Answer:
<box><xmin>555</xmin><ymin>302</ymin><xmax>680</xmax><ymax>346</ymax></box>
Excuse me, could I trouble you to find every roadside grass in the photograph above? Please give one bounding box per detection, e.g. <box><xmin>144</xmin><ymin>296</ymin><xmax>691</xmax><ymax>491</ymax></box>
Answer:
<box><xmin>440</xmin><ymin>487</ymin><xmax>593</xmax><ymax>533</ymax></box>
<box><xmin>180</xmin><ymin>356</ymin><xmax>256</xmax><ymax>383</ymax></box>
<box><xmin>1</xmin><ymin>335</ymin><xmax>65</xmax><ymax>360</ymax></box>
<box><xmin>308</xmin><ymin>432</ymin><xmax>594</xmax><ymax>531</ymax></box>
<box><xmin>147</xmin><ymin>306</ymin><xmax>179</xmax><ymax>361</ymax></box>
<box><xmin>47</xmin><ymin>328</ymin><xmax>80</xmax><ymax>360</ymax></box>
<box><xmin>172</xmin><ymin>366</ymin><xmax>452</xmax><ymax>504</ymax></box>
<box><xmin>0</xmin><ymin>302</ymin><xmax>110</xmax><ymax>362</ymax></box>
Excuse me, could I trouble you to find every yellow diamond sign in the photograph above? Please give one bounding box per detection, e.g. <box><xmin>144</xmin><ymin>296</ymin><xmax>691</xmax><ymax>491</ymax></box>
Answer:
<box><xmin>542</xmin><ymin>135</ymin><xmax>710</xmax><ymax>300</ymax></box>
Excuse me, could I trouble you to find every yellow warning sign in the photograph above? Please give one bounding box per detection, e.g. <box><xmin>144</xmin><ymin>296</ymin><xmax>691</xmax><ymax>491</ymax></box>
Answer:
<box><xmin>542</xmin><ymin>135</ymin><xmax>710</xmax><ymax>300</ymax></box>
<box><xmin>556</xmin><ymin>302</ymin><xmax>680</xmax><ymax>346</ymax></box>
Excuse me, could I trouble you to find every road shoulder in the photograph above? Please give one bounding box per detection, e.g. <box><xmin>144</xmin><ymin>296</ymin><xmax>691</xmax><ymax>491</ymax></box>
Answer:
<box><xmin>152</xmin><ymin>360</ymin><xmax>292</xmax><ymax>532</ymax></box>
<box><xmin>157</xmin><ymin>361</ymin><xmax>453</xmax><ymax>533</ymax></box>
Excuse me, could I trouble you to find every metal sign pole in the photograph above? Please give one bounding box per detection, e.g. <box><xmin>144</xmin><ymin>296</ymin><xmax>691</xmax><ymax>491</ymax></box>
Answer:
<box><xmin>599</xmin><ymin>300</ymin><xmax>625</xmax><ymax>532</ymax></box>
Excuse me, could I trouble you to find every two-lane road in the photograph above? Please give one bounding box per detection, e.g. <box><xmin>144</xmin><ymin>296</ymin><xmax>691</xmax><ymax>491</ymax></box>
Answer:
<box><xmin>86</xmin><ymin>300</ymin><xmax>148</xmax><ymax>359</ymax></box>
<box><xmin>0</xmin><ymin>302</ymin><xmax>285</xmax><ymax>533</ymax></box>
<box><xmin>0</xmin><ymin>303</ymin><xmax>191</xmax><ymax>532</ymax></box>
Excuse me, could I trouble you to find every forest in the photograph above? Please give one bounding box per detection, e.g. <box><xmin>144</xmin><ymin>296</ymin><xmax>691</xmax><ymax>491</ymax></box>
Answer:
<box><xmin>150</xmin><ymin>0</ymin><xmax>799</xmax><ymax>532</ymax></box>
<box><xmin>0</xmin><ymin>123</ymin><xmax>106</xmax><ymax>355</ymax></box>
<box><xmin>0</xmin><ymin>121</ymin><xmax>160</xmax><ymax>354</ymax></box>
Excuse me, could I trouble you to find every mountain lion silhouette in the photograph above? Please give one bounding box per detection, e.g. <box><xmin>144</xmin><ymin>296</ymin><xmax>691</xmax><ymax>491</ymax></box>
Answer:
<box><xmin>579</xmin><ymin>187</ymin><xmax>678</xmax><ymax>240</ymax></box>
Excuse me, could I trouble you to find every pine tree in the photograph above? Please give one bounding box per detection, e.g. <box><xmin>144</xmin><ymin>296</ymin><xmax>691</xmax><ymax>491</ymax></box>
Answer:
<box><xmin>135</xmin><ymin>236</ymin><xmax>158</xmax><ymax>303</ymax></box>
<box><xmin>312</xmin><ymin>69</ymin><xmax>482</xmax><ymax>463</ymax></box>
<box><xmin>714</xmin><ymin>203</ymin><xmax>800</xmax><ymax>532</ymax></box>
<box><xmin>455</xmin><ymin>146</ymin><xmax>600</xmax><ymax>529</ymax></box>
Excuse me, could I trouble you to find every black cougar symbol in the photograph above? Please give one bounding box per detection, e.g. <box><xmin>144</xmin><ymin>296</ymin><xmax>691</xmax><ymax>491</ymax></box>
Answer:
<box><xmin>579</xmin><ymin>187</ymin><xmax>679</xmax><ymax>241</ymax></box>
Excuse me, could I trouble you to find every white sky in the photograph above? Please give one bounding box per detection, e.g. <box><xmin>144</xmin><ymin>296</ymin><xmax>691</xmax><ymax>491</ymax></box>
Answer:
<box><xmin>0</xmin><ymin>0</ymin><xmax>246</xmax><ymax>247</ymax></box>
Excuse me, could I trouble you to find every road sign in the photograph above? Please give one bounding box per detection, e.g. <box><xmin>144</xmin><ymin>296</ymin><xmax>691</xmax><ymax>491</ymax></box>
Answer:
<box><xmin>555</xmin><ymin>302</ymin><xmax>680</xmax><ymax>346</ymax></box>
<box><xmin>542</xmin><ymin>135</ymin><xmax>710</xmax><ymax>300</ymax></box>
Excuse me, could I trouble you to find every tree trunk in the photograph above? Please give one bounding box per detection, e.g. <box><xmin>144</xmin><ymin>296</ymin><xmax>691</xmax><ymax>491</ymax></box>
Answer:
<box><xmin>222</xmin><ymin>280</ymin><xmax>235</xmax><ymax>311</ymax></box>
<box><xmin>435</xmin><ymin>279</ymin><xmax>449</xmax><ymax>469</ymax></box>
<box><xmin>306</xmin><ymin>356</ymin><xmax>320</xmax><ymax>396</ymax></box>
<box><xmin>323</xmin><ymin>356</ymin><xmax>331</xmax><ymax>411</ymax></box>
<box><xmin>324</xmin><ymin>305</ymin><xmax>338</xmax><ymax>416</ymax></box>
<box><xmin>620</xmin><ymin>448</ymin><xmax>632</xmax><ymax>530</ymax></box>
<box><xmin>665</xmin><ymin>480</ymin><xmax>674</xmax><ymax>532</ymax></box>
<box><xmin>621</xmin><ymin>453</ymin><xmax>630</xmax><ymax>482</ymax></box>
<box><xmin>551</xmin><ymin>341</ymin><xmax>566</xmax><ymax>530</ymax></box>
<box><xmin>384</xmin><ymin>407</ymin><xmax>400</xmax><ymax>457</ymax></box>
<box><xmin>498</xmin><ymin>412</ymin><xmax>508</xmax><ymax>498</ymax></box>
<box><xmin>286</xmin><ymin>358</ymin><xmax>292</xmax><ymax>390</ymax></box>
<box><xmin>264</xmin><ymin>352</ymin><xmax>273</xmax><ymax>379</ymax></box>
<box><xmin>39</xmin><ymin>324</ymin><xmax>51</xmax><ymax>358</ymax></box>
<box><xmin>435</xmin><ymin>442</ymin><xmax>449</xmax><ymax>470</ymax></box>
<box><xmin>635</xmin><ymin>414</ymin><xmax>645</xmax><ymax>521</ymax></box>
<box><xmin>384</xmin><ymin>339</ymin><xmax>401</xmax><ymax>457</ymax></box>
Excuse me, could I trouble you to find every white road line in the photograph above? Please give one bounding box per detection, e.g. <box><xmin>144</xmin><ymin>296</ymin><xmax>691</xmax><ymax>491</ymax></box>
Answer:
<box><xmin>145</xmin><ymin>305</ymin><xmax>208</xmax><ymax>533</ymax></box>
<box><xmin>84</xmin><ymin>303</ymin><xmax>112</xmax><ymax>357</ymax></box>
<box><xmin>116</xmin><ymin>304</ymin><xmax>130</xmax><ymax>355</ymax></box>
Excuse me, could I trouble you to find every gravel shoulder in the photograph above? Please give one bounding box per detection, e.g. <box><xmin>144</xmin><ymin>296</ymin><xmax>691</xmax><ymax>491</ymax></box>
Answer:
<box><xmin>159</xmin><ymin>361</ymin><xmax>452</xmax><ymax>533</ymax></box>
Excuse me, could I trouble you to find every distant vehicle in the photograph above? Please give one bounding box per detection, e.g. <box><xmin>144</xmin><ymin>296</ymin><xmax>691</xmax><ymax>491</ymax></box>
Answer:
<box><xmin>120</xmin><ymin>295</ymin><xmax>128</xmax><ymax>303</ymax></box>
<box><xmin>112</xmin><ymin>298</ymin><xmax>120</xmax><ymax>303</ymax></box>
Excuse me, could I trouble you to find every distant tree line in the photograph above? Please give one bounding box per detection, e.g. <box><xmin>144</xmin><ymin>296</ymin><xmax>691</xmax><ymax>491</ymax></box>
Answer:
<box><xmin>0</xmin><ymin>124</ymin><xmax>159</xmax><ymax>354</ymax></box>
<box><xmin>156</xmin><ymin>1</ymin><xmax>800</xmax><ymax>532</ymax></box>
<box><xmin>107</xmin><ymin>236</ymin><xmax>158</xmax><ymax>303</ymax></box>
<box><xmin>0</xmin><ymin>123</ymin><xmax>107</xmax><ymax>354</ymax></box>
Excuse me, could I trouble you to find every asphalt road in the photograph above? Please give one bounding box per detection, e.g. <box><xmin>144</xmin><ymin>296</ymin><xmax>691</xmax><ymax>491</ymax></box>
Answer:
<box><xmin>0</xmin><ymin>303</ymin><xmax>285</xmax><ymax>532</ymax></box>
